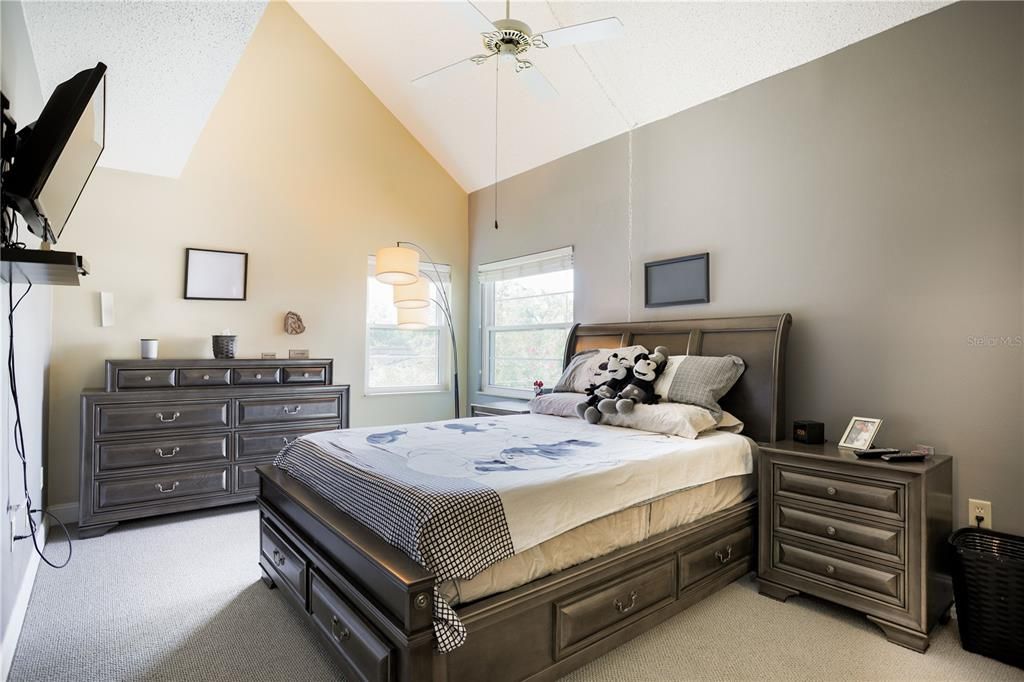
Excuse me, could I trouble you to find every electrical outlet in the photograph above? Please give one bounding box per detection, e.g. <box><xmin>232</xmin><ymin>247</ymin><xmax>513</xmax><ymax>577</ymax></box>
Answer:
<box><xmin>969</xmin><ymin>498</ymin><xmax>992</xmax><ymax>529</ymax></box>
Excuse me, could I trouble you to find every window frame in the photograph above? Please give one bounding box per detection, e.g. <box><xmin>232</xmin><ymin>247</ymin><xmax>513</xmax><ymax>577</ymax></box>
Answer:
<box><xmin>479</xmin><ymin>248</ymin><xmax>574</xmax><ymax>399</ymax></box>
<box><xmin>364</xmin><ymin>257</ymin><xmax>451</xmax><ymax>396</ymax></box>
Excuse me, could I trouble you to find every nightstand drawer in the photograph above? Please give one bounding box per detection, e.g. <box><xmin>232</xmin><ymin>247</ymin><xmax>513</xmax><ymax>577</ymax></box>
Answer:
<box><xmin>776</xmin><ymin>466</ymin><xmax>903</xmax><ymax>521</ymax></box>
<box><xmin>775</xmin><ymin>504</ymin><xmax>903</xmax><ymax>564</ymax></box>
<box><xmin>774</xmin><ymin>539</ymin><xmax>904</xmax><ymax>607</ymax></box>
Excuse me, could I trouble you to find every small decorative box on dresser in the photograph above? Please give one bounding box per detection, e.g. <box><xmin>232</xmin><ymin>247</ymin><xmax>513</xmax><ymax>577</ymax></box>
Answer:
<box><xmin>757</xmin><ymin>440</ymin><xmax>954</xmax><ymax>652</ymax></box>
<box><xmin>79</xmin><ymin>359</ymin><xmax>348</xmax><ymax>538</ymax></box>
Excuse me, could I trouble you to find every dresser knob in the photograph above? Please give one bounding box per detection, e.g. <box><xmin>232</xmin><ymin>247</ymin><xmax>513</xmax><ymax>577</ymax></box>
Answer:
<box><xmin>825</xmin><ymin>564</ymin><xmax>836</xmax><ymax>575</ymax></box>
<box><xmin>255</xmin><ymin>373</ymin><xmax>263</xmax><ymax>379</ymax></box>
<box><xmin>303</xmin><ymin>372</ymin><xmax>310</xmax><ymax>378</ymax></box>
<box><xmin>144</xmin><ymin>375</ymin><xmax>152</xmax><ymax>382</ymax></box>
<box><xmin>826</xmin><ymin>486</ymin><xmax>837</xmax><ymax>496</ymax></box>
<box><xmin>203</xmin><ymin>374</ymin><xmax>210</xmax><ymax>381</ymax></box>
<box><xmin>826</xmin><ymin>526</ymin><xmax>837</xmax><ymax>537</ymax></box>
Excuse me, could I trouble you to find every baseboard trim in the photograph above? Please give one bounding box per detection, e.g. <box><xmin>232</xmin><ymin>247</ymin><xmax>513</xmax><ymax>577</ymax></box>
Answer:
<box><xmin>45</xmin><ymin>503</ymin><xmax>77</xmax><ymax>526</ymax></box>
<box><xmin>1</xmin><ymin>521</ymin><xmax>46</xmax><ymax>681</ymax></box>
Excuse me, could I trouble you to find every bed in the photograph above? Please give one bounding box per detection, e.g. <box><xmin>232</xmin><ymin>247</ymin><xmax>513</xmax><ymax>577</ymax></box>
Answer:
<box><xmin>257</xmin><ymin>313</ymin><xmax>791</xmax><ymax>682</ymax></box>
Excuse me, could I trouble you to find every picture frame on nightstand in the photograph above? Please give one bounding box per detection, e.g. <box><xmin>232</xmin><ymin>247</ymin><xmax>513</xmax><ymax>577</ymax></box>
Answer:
<box><xmin>838</xmin><ymin>416</ymin><xmax>882</xmax><ymax>450</ymax></box>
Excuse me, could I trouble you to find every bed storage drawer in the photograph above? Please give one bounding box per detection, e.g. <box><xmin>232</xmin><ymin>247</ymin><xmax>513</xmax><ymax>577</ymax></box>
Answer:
<box><xmin>309</xmin><ymin>571</ymin><xmax>393</xmax><ymax>682</ymax></box>
<box><xmin>555</xmin><ymin>557</ymin><xmax>676</xmax><ymax>658</ymax></box>
<box><xmin>96</xmin><ymin>400</ymin><xmax>230</xmax><ymax>436</ymax></box>
<box><xmin>96</xmin><ymin>466</ymin><xmax>228</xmax><ymax>510</ymax></box>
<box><xmin>775</xmin><ymin>503</ymin><xmax>903</xmax><ymax>564</ymax></box>
<box><xmin>773</xmin><ymin>539</ymin><xmax>904</xmax><ymax>607</ymax></box>
<box><xmin>775</xmin><ymin>466</ymin><xmax>903</xmax><ymax>520</ymax></box>
<box><xmin>237</xmin><ymin>396</ymin><xmax>341</xmax><ymax>426</ymax></box>
<box><xmin>261</xmin><ymin>520</ymin><xmax>308</xmax><ymax>604</ymax></box>
<box><xmin>679</xmin><ymin>526</ymin><xmax>754</xmax><ymax>589</ymax></box>
<box><xmin>97</xmin><ymin>433</ymin><xmax>229</xmax><ymax>472</ymax></box>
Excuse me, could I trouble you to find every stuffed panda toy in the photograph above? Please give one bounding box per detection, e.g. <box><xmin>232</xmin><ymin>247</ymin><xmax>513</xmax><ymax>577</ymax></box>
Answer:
<box><xmin>598</xmin><ymin>346</ymin><xmax>670</xmax><ymax>415</ymax></box>
<box><xmin>576</xmin><ymin>351</ymin><xmax>634</xmax><ymax>424</ymax></box>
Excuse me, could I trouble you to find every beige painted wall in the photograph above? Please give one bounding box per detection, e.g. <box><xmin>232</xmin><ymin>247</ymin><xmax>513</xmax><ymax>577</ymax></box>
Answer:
<box><xmin>47</xmin><ymin>2</ymin><xmax>467</xmax><ymax>509</ymax></box>
<box><xmin>469</xmin><ymin>2</ymin><xmax>1024</xmax><ymax>532</ymax></box>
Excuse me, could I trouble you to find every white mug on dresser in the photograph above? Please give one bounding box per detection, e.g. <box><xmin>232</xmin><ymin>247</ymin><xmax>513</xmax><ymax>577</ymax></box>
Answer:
<box><xmin>140</xmin><ymin>339</ymin><xmax>159</xmax><ymax>359</ymax></box>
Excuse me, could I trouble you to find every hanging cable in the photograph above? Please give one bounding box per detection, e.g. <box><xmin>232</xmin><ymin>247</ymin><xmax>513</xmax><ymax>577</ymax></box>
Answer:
<box><xmin>626</xmin><ymin>127</ymin><xmax>635</xmax><ymax>321</ymax></box>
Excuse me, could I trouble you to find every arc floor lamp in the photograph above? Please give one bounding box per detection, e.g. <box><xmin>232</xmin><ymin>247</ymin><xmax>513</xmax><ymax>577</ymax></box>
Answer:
<box><xmin>374</xmin><ymin>241</ymin><xmax>460</xmax><ymax>418</ymax></box>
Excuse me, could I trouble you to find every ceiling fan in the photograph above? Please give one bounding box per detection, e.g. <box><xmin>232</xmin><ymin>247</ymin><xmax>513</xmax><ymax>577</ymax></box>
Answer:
<box><xmin>411</xmin><ymin>0</ymin><xmax>624</xmax><ymax>99</ymax></box>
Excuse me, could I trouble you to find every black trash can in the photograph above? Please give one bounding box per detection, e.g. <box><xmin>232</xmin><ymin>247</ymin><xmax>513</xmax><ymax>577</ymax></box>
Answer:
<box><xmin>949</xmin><ymin>527</ymin><xmax>1024</xmax><ymax>669</ymax></box>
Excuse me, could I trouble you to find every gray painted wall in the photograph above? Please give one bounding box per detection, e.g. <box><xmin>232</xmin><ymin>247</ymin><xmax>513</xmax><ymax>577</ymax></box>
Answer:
<box><xmin>469</xmin><ymin>1</ymin><xmax>1024</xmax><ymax>533</ymax></box>
<box><xmin>1</xmin><ymin>0</ymin><xmax>53</xmax><ymax>647</ymax></box>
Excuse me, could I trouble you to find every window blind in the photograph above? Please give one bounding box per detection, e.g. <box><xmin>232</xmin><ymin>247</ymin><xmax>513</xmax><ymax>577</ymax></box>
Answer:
<box><xmin>477</xmin><ymin>246</ymin><xmax>573</xmax><ymax>283</ymax></box>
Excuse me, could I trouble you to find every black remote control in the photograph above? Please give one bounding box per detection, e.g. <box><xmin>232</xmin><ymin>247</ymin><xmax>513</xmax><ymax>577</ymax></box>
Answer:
<box><xmin>853</xmin><ymin>448</ymin><xmax>900</xmax><ymax>459</ymax></box>
<box><xmin>881</xmin><ymin>452</ymin><xmax>928</xmax><ymax>463</ymax></box>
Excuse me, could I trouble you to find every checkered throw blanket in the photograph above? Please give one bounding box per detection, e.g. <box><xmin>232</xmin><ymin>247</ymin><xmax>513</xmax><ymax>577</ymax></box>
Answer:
<box><xmin>274</xmin><ymin>414</ymin><xmax>753</xmax><ymax>651</ymax></box>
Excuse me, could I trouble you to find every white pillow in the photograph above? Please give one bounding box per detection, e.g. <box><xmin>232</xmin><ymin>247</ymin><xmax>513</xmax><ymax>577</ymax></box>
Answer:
<box><xmin>529</xmin><ymin>392</ymin><xmax>587</xmax><ymax>418</ymax></box>
<box><xmin>717</xmin><ymin>411</ymin><xmax>744</xmax><ymax>433</ymax></box>
<box><xmin>568</xmin><ymin>345</ymin><xmax>649</xmax><ymax>393</ymax></box>
<box><xmin>601</xmin><ymin>402</ymin><xmax>717</xmax><ymax>440</ymax></box>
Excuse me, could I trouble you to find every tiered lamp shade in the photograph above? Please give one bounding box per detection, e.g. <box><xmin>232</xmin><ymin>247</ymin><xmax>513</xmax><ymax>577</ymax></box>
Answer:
<box><xmin>374</xmin><ymin>246</ymin><xmax>419</xmax><ymax>285</ymax></box>
<box><xmin>397</xmin><ymin>306</ymin><xmax>432</xmax><ymax>330</ymax></box>
<box><xmin>393</xmin><ymin>277</ymin><xmax>430</xmax><ymax>309</ymax></box>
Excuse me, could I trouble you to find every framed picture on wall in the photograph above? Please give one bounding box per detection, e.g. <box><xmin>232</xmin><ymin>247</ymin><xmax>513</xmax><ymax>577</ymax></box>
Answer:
<box><xmin>184</xmin><ymin>248</ymin><xmax>248</xmax><ymax>301</ymax></box>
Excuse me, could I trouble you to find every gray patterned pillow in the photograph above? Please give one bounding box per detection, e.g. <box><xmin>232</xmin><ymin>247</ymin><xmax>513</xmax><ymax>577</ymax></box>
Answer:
<box><xmin>553</xmin><ymin>350</ymin><xmax>599</xmax><ymax>392</ymax></box>
<box><xmin>657</xmin><ymin>355</ymin><xmax>745</xmax><ymax>420</ymax></box>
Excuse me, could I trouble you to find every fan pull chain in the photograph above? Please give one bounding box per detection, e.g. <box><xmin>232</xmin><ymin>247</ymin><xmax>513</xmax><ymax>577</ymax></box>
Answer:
<box><xmin>494</xmin><ymin>58</ymin><xmax>500</xmax><ymax>230</ymax></box>
<box><xmin>626</xmin><ymin>127</ymin><xmax>634</xmax><ymax>321</ymax></box>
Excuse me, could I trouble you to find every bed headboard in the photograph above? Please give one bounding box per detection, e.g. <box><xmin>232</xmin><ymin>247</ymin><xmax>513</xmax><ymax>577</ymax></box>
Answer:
<box><xmin>564</xmin><ymin>314</ymin><xmax>792</xmax><ymax>444</ymax></box>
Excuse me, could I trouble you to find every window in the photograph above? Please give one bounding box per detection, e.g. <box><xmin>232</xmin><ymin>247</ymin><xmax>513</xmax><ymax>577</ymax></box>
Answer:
<box><xmin>365</xmin><ymin>257</ymin><xmax>450</xmax><ymax>394</ymax></box>
<box><xmin>480</xmin><ymin>247</ymin><xmax>574</xmax><ymax>398</ymax></box>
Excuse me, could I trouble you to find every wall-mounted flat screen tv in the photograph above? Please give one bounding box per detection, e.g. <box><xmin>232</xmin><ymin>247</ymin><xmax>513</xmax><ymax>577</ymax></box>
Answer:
<box><xmin>644</xmin><ymin>252</ymin><xmax>709</xmax><ymax>307</ymax></box>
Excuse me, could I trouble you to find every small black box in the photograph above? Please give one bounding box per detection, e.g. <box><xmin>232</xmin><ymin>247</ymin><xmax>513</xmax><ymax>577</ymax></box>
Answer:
<box><xmin>793</xmin><ymin>420</ymin><xmax>824</xmax><ymax>444</ymax></box>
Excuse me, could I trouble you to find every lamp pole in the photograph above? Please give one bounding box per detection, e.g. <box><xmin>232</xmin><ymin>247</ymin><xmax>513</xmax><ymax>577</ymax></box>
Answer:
<box><xmin>396</xmin><ymin>241</ymin><xmax>460</xmax><ymax>418</ymax></box>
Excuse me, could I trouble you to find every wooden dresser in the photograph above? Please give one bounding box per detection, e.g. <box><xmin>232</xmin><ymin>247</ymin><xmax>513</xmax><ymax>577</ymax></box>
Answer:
<box><xmin>757</xmin><ymin>440</ymin><xmax>954</xmax><ymax>652</ymax></box>
<box><xmin>79</xmin><ymin>359</ymin><xmax>348</xmax><ymax>538</ymax></box>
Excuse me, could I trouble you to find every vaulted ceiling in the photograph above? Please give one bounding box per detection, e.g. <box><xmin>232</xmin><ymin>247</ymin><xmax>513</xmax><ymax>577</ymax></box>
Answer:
<box><xmin>19</xmin><ymin>1</ymin><xmax>948</xmax><ymax>187</ymax></box>
<box><xmin>292</xmin><ymin>1</ymin><xmax>948</xmax><ymax>191</ymax></box>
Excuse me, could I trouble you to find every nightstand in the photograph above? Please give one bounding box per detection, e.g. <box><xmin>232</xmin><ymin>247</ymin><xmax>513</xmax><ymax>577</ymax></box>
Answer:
<box><xmin>470</xmin><ymin>400</ymin><xmax>531</xmax><ymax>417</ymax></box>
<box><xmin>756</xmin><ymin>440</ymin><xmax>954</xmax><ymax>653</ymax></box>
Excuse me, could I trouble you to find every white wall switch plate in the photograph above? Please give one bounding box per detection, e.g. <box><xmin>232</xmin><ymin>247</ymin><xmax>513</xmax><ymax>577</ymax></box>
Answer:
<box><xmin>100</xmin><ymin>291</ymin><xmax>115</xmax><ymax>327</ymax></box>
<box><xmin>968</xmin><ymin>498</ymin><xmax>992</xmax><ymax>529</ymax></box>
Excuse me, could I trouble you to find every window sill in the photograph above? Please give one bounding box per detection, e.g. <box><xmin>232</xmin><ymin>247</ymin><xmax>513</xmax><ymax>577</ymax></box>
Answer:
<box><xmin>479</xmin><ymin>388</ymin><xmax>535</xmax><ymax>400</ymax></box>
<box><xmin>364</xmin><ymin>388</ymin><xmax>450</xmax><ymax>397</ymax></box>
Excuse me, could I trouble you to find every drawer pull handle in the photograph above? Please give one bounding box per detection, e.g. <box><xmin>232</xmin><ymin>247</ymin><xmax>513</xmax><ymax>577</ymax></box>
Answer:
<box><xmin>330</xmin><ymin>615</ymin><xmax>351</xmax><ymax>642</ymax></box>
<box><xmin>826</xmin><ymin>486</ymin><xmax>837</xmax><ymax>496</ymax></box>
<box><xmin>155</xmin><ymin>411</ymin><xmax>181</xmax><ymax>423</ymax></box>
<box><xmin>155</xmin><ymin>447</ymin><xmax>180</xmax><ymax>458</ymax></box>
<box><xmin>283</xmin><ymin>405</ymin><xmax>302</xmax><ymax>415</ymax></box>
<box><xmin>825</xmin><ymin>564</ymin><xmax>836</xmax><ymax>575</ymax></box>
<box><xmin>155</xmin><ymin>481</ymin><xmax>179</xmax><ymax>494</ymax></box>
<box><xmin>825</xmin><ymin>525</ymin><xmax>837</xmax><ymax>537</ymax></box>
<box><xmin>281</xmin><ymin>437</ymin><xmax>294</xmax><ymax>445</ymax></box>
<box><xmin>714</xmin><ymin>545</ymin><xmax>733</xmax><ymax>564</ymax></box>
<box><xmin>272</xmin><ymin>549</ymin><xmax>286</xmax><ymax>567</ymax></box>
<box><xmin>613</xmin><ymin>590</ymin><xmax>639</xmax><ymax>614</ymax></box>
<box><xmin>255</xmin><ymin>373</ymin><xmax>263</xmax><ymax>379</ymax></box>
<box><xmin>203</xmin><ymin>374</ymin><xmax>210</xmax><ymax>381</ymax></box>
<box><xmin>144</xmin><ymin>375</ymin><xmax>152</xmax><ymax>382</ymax></box>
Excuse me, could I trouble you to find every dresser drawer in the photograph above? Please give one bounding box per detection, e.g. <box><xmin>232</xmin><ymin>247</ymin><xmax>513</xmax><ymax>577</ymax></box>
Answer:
<box><xmin>309</xmin><ymin>571</ymin><xmax>393</xmax><ymax>682</ymax></box>
<box><xmin>776</xmin><ymin>504</ymin><xmax>903</xmax><ymax>564</ymax></box>
<box><xmin>237</xmin><ymin>396</ymin><xmax>341</xmax><ymax>426</ymax></box>
<box><xmin>556</xmin><ymin>557</ymin><xmax>676</xmax><ymax>658</ymax></box>
<box><xmin>96</xmin><ymin>400</ymin><xmax>230</xmax><ymax>436</ymax></box>
<box><xmin>116</xmin><ymin>369</ymin><xmax>176</xmax><ymax>390</ymax></box>
<box><xmin>97</xmin><ymin>433</ymin><xmax>229</xmax><ymax>472</ymax></box>
<box><xmin>775</xmin><ymin>466</ymin><xmax>903</xmax><ymax>520</ymax></box>
<box><xmin>679</xmin><ymin>526</ymin><xmax>754</xmax><ymax>589</ymax></box>
<box><xmin>232</xmin><ymin>368</ymin><xmax>281</xmax><ymax>385</ymax></box>
<box><xmin>96</xmin><ymin>467</ymin><xmax>228</xmax><ymax>510</ymax></box>
<box><xmin>235</xmin><ymin>462</ymin><xmax>265</xmax><ymax>492</ymax></box>
<box><xmin>283</xmin><ymin>366</ymin><xmax>327</xmax><ymax>384</ymax></box>
<box><xmin>261</xmin><ymin>520</ymin><xmax>308</xmax><ymax>604</ymax></box>
<box><xmin>178</xmin><ymin>368</ymin><xmax>231</xmax><ymax>387</ymax></box>
<box><xmin>236</xmin><ymin>425</ymin><xmax>335</xmax><ymax>460</ymax></box>
<box><xmin>773</xmin><ymin>539</ymin><xmax>904</xmax><ymax>607</ymax></box>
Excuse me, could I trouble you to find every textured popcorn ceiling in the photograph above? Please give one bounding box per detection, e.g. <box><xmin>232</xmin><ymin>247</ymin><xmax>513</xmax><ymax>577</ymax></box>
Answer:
<box><xmin>292</xmin><ymin>1</ymin><xmax>949</xmax><ymax>191</ymax></box>
<box><xmin>22</xmin><ymin>1</ymin><xmax>267</xmax><ymax>178</ymax></box>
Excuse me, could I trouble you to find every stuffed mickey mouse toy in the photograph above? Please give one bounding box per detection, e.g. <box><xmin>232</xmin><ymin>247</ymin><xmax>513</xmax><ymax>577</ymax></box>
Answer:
<box><xmin>598</xmin><ymin>346</ymin><xmax>670</xmax><ymax>416</ymax></box>
<box><xmin>576</xmin><ymin>351</ymin><xmax>634</xmax><ymax>424</ymax></box>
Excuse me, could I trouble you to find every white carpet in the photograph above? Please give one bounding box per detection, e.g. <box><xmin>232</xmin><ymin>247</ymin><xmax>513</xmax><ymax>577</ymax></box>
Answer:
<box><xmin>9</xmin><ymin>505</ymin><xmax>1023</xmax><ymax>681</ymax></box>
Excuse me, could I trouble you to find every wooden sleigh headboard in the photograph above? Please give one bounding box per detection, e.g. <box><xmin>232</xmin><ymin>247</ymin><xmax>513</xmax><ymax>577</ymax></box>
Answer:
<box><xmin>564</xmin><ymin>314</ymin><xmax>792</xmax><ymax>444</ymax></box>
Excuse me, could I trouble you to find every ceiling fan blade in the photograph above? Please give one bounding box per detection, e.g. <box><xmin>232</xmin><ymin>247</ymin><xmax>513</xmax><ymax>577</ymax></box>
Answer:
<box><xmin>517</xmin><ymin>62</ymin><xmax>558</xmax><ymax>100</ymax></box>
<box><xmin>535</xmin><ymin>17</ymin><xmax>624</xmax><ymax>49</ymax></box>
<box><xmin>411</xmin><ymin>56</ymin><xmax>485</xmax><ymax>88</ymax></box>
<box><xmin>448</xmin><ymin>0</ymin><xmax>495</xmax><ymax>33</ymax></box>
